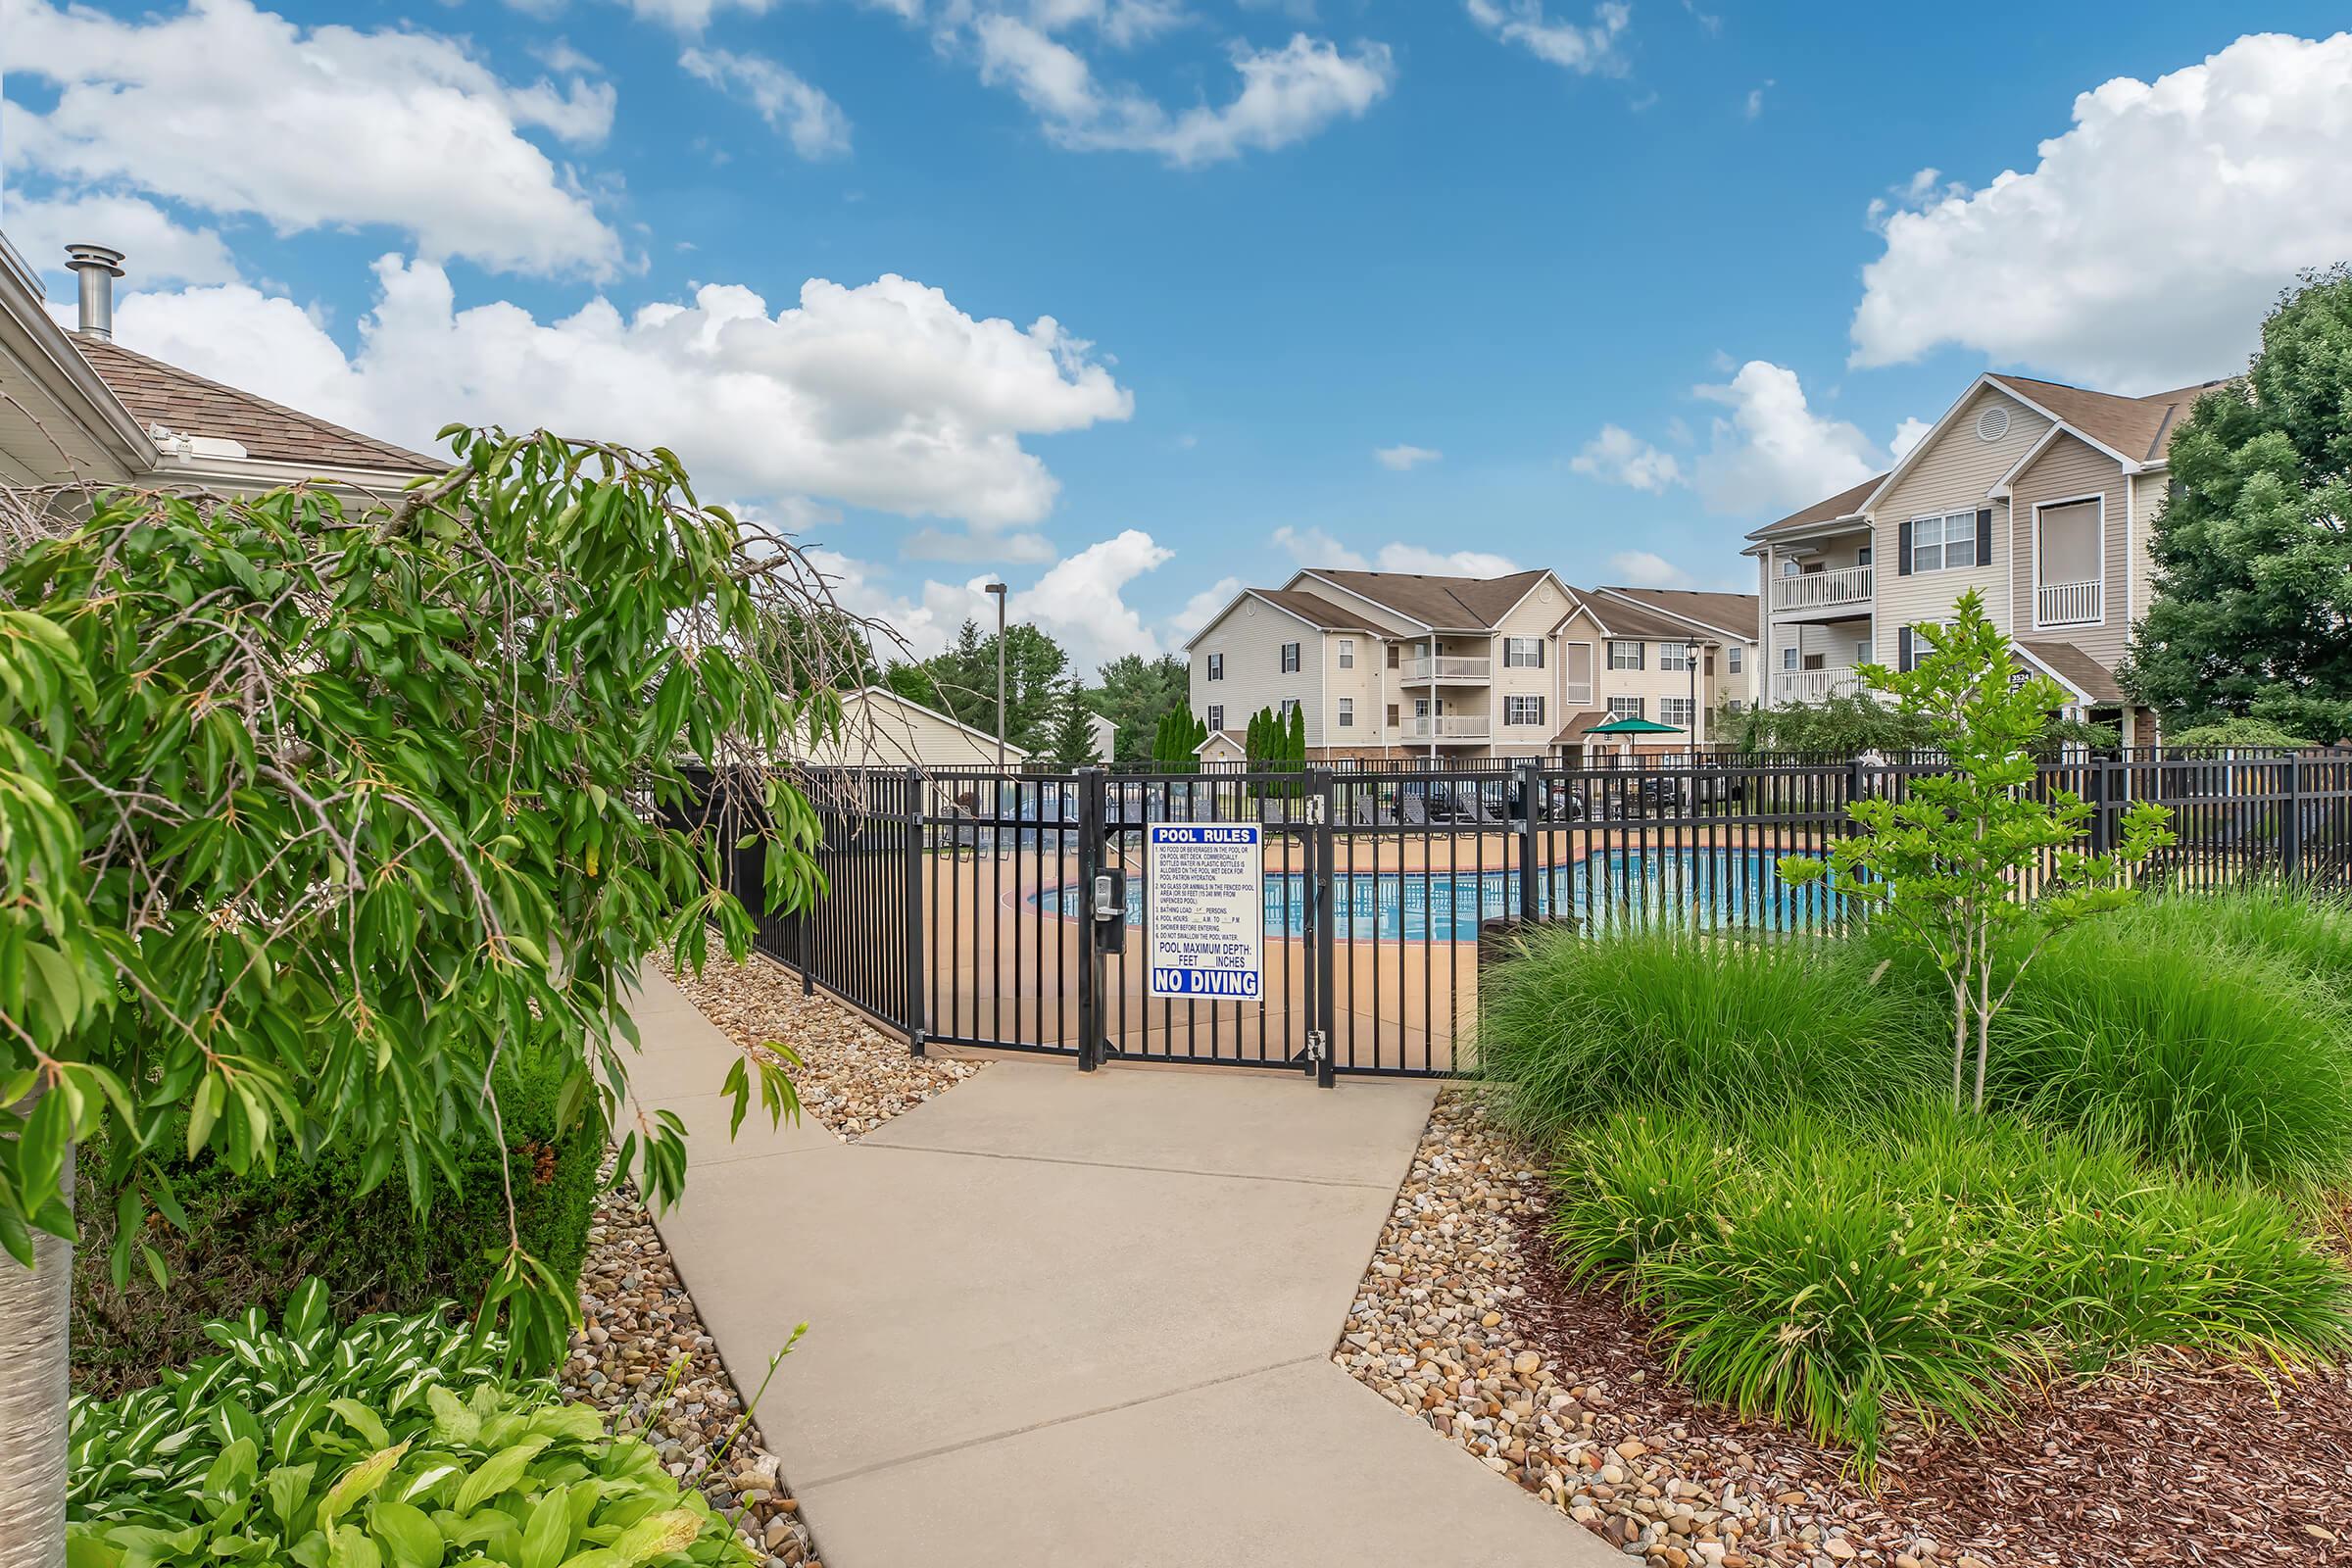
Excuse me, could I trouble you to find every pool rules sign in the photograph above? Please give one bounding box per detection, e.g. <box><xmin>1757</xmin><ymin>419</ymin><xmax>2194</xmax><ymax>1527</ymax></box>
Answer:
<box><xmin>1146</xmin><ymin>824</ymin><xmax>1263</xmax><ymax>1000</ymax></box>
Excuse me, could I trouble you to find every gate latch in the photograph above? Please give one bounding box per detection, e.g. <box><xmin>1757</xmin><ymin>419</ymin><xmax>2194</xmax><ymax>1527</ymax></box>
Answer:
<box><xmin>1091</xmin><ymin>868</ymin><xmax>1127</xmax><ymax>955</ymax></box>
<box><xmin>1305</xmin><ymin>1029</ymin><xmax>1328</xmax><ymax>1062</ymax></box>
<box><xmin>1303</xmin><ymin>796</ymin><xmax>1328</xmax><ymax>826</ymax></box>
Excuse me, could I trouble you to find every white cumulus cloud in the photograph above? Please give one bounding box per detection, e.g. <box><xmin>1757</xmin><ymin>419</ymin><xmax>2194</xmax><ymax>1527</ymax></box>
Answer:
<box><xmin>3</xmin><ymin>0</ymin><xmax>621</xmax><ymax>278</ymax></box>
<box><xmin>108</xmin><ymin>257</ymin><xmax>1135</xmax><ymax>530</ymax></box>
<box><xmin>0</xmin><ymin>193</ymin><xmax>241</xmax><ymax>286</ymax></box>
<box><xmin>1570</xmin><ymin>423</ymin><xmax>1684</xmax><ymax>493</ymax></box>
<box><xmin>1464</xmin><ymin>0</ymin><xmax>1628</xmax><ymax>74</ymax></box>
<box><xmin>1850</xmin><ymin>30</ymin><xmax>2352</xmax><ymax>393</ymax></box>
<box><xmin>813</xmin><ymin>529</ymin><xmax>1177</xmax><ymax>673</ymax></box>
<box><xmin>1888</xmin><ymin>416</ymin><xmax>1934</xmax><ymax>461</ymax></box>
<box><xmin>971</xmin><ymin>20</ymin><xmax>1393</xmax><ymax>165</ymax></box>
<box><xmin>1373</xmin><ymin>442</ymin><xmax>1442</xmax><ymax>470</ymax></box>
<box><xmin>1690</xmin><ymin>361</ymin><xmax>1880</xmax><ymax>516</ymax></box>
<box><xmin>1270</xmin><ymin>524</ymin><xmax>1368</xmax><ymax>569</ymax></box>
<box><xmin>680</xmin><ymin>48</ymin><xmax>852</xmax><ymax>159</ymax></box>
<box><xmin>1606</xmin><ymin>550</ymin><xmax>1691</xmax><ymax>589</ymax></box>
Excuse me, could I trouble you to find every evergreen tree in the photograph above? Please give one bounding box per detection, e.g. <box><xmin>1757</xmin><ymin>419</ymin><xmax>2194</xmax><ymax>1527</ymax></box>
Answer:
<box><xmin>1091</xmin><ymin>654</ymin><xmax>1190</xmax><ymax>764</ymax></box>
<box><xmin>1047</xmin><ymin>680</ymin><xmax>1103</xmax><ymax>768</ymax></box>
<box><xmin>2123</xmin><ymin>266</ymin><xmax>2352</xmax><ymax>739</ymax></box>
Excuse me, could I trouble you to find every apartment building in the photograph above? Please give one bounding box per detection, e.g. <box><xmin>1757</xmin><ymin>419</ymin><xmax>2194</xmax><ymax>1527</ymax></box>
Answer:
<box><xmin>1745</xmin><ymin>371</ymin><xmax>2224</xmax><ymax>744</ymax></box>
<box><xmin>1182</xmin><ymin>569</ymin><xmax>1759</xmax><ymax>763</ymax></box>
<box><xmin>1549</xmin><ymin>586</ymin><xmax>1762</xmax><ymax>756</ymax></box>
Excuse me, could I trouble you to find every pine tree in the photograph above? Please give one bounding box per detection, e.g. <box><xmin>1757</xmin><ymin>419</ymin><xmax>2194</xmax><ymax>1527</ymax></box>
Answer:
<box><xmin>1048</xmin><ymin>681</ymin><xmax>1102</xmax><ymax>769</ymax></box>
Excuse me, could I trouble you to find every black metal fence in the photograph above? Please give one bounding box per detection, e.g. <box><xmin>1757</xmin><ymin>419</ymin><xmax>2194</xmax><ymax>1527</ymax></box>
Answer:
<box><xmin>692</xmin><ymin>752</ymin><xmax>2352</xmax><ymax>1081</ymax></box>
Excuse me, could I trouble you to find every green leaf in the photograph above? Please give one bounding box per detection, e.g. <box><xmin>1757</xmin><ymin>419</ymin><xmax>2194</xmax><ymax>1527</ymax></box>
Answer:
<box><xmin>367</xmin><ymin>1498</ymin><xmax>443</xmax><ymax>1568</ymax></box>
<box><xmin>450</xmin><ymin>1437</ymin><xmax>550</xmax><ymax>1514</ymax></box>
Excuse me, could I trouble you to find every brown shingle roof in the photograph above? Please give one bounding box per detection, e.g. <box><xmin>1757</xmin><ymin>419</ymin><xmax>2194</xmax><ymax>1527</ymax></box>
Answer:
<box><xmin>1596</xmin><ymin>586</ymin><xmax>1759</xmax><ymax>641</ymax></box>
<box><xmin>1549</xmin><ymin>709</ymin><xmax>1608</xmax><ymax>745</ymax></box>
<box><xmin>1563</xmin><ymin>588</ymin><xmax>1722</xmax><ymax>642</ymax></box>
<box><xmin>1749</xmin><ymin>472</ymin><xmax>1885</xmax><ymax>541</ymax></box>
<box><xmin>1302</xmin><ymin>567</ymin><xmax>1550</xmax><ymax>629</ymax></box>
<box><xmin>2015</xmin><ymin>640</ymin><xmax>2125</xmax><ymax>707</ymax></box>
<box><xmin>1988</xmin><ymin>373</ymin><xmax>2230</xmax><ymax>466</ymax></box>
<box><xmin>1252</xmin><ymin>589</ymin><xmax>1384</xmax><ymax>634</ymax></box>
<box><xmin>74</xmin><ymin>335</ymin><xmax>439</xmax><ymax>474</ymax></box>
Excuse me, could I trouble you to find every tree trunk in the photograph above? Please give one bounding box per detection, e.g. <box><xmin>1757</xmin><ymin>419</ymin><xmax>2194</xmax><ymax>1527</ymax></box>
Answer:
<box><xmin>1950</xmin><ymin>972</ymin><xmax>1969</xmax><ymax>1112</ymax></box>
<box><xmin>0</xmin><ymin>1136</ymin><xmax>70</xmax><ymax>1568</ymax></box>
<box><xmin>1974</xmin><ymin>948</ymin><xmax>1994</xmax><ymax>1113</ymax></box>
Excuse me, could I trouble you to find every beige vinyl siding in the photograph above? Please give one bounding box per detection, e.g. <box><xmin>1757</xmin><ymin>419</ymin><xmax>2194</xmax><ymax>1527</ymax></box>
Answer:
<box><xmin>1558</xmin><ymin>603</ymin><xmax>1742</xmax><ymax>743</ymax></box>
<box><xmin>2126</xmin><ymin>470</ymin><xmax>2173</xmax><ymax>627</ymax></box>
<box><xmin>1188</xmin><ymin>598</ymin><xmax>1329</xmax><ymax>746</ymax></box>
<box><xmin>2008</xmin><ymin>431</ymin><xmax>2131</xmax><ymax>665</ymax></box>
<box><xmin>1876</xmin><ymin>385</ymin><xmax>2053</xmax><ymax>639</ymax></box>
<box><xmin>1488</xmin><ymin>579</ymin><xmax>1573</xmax><ymax>757</ymax></box>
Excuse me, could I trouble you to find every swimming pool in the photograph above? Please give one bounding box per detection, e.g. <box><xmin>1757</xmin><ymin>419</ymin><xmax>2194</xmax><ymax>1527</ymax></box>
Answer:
<box><xmin>1035</xmin><ymin>846</ymin><xmax>1845</xmax><ymax>940</ymax></box>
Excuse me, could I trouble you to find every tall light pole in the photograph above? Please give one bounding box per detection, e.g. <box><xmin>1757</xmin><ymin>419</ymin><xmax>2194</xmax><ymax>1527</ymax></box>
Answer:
<box><xmin>984</xmin><ymin>582</ymin><xmax>1008</xmax><ymax>769</ymax></box>
<box><xmin>1685</xmin><ymin>638</ymin><xmax>1702</xmax><ymax>761</ymax></box>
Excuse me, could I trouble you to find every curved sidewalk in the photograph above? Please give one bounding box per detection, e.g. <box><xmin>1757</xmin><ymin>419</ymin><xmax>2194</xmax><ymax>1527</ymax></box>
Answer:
<box><xmin>626</xmin><ymin>971</ymin><xmax>1616</xmax><ymax>1567</ymax></box>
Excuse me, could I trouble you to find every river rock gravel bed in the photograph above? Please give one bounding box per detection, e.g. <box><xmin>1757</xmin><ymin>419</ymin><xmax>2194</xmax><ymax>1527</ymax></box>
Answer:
<box><xmin>563</xmin><ymin>1174</ymin><xmax>817</xmax><ymax>1567</ymax></box>
<box><xmin>1337</xmin><ymin>1091</ymin><xmax>2352</xmax><ymax>1568</ymax></box>
<box><xmin>659</xmin><ymin>952</ymin><xmax>980</xmax><ymax>1138</ymax></box>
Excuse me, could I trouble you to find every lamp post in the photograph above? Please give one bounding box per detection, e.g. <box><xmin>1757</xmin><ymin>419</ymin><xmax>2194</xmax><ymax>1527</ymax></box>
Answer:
<box><xmin>1685</xmin><ymin>638</ymin><xmax>1702</xmax><ymax>761</ymax></box>
<box><xmin>984</xmin><ymin>582</ymin><xmax>1007</xmax><ymax>770</ymax></box>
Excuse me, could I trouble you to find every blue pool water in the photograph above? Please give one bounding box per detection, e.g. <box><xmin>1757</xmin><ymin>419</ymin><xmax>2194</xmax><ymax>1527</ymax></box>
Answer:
<box><xmin>1035</xmin><ymin>846</ymin><xmax>1844</xmax><ymax>941</ymax></box>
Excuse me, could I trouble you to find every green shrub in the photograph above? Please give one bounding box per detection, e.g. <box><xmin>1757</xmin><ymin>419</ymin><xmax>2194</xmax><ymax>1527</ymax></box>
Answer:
<box><xmin>72</xmin><ymin>1050</ymin><xmax>600</xmax><ymax>1396</ymax></box>
<box><xmin>1475</xmin><ymin>926</ymin><xmax>1942</xmax><ymax>1146</ymax></box>
<box><xmin>69</xmin><ymin>1282</ymin><xmax>751</xmax><ymax>1568</ymax></box>
<box><xmin>1550</xmin><ymin>1100</ymin><xmax>2352</xmax><ymax>1475</ymax></box>
<box><xmin>1988</xmin><ymin>916</ymin><xmax>2352</xmax><ymax>1187</ymax></box>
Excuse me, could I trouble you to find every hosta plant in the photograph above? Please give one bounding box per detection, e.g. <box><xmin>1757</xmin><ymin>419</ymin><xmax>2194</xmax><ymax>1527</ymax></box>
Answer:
<box><xmin>68</xmin><ymin>1284</ymin><xmax>751</xmax><ymax>1568</ymax></box>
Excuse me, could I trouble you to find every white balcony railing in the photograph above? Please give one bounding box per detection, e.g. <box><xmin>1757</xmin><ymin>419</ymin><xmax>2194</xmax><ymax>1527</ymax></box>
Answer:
<box><xmin>1402</xmin><ymin>656</ymin><xmax>1492</xmax><ymax>682</ymax></box>
<box><xmin>1771</xmin><ymin>564</ymin><xmax>1874</xmax><ymax>614</ymax></box>
<box><xmin>1398</xmin><ymin>715</ymin><xmax>1492</xmax><ymax>742</ymax></box>
<box><xmin>1771</xmin><ymin>667</ymin><xmax>1864</xmax><ymax>706</ymax></box>
<box><xmin>2035</xmin><ymin>579</ymin><xmax>2102</xmax><ymax>627</ymax></box>
<box><xmin>1562</xmin><ymin>682</ymin><xmax>1594</xmax><ymax>708</ymax></box>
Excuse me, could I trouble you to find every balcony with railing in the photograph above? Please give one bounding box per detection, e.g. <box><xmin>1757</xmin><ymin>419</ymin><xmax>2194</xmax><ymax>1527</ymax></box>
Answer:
<box><xmin>2035</xmin><ymin>579</ymin><xmax>2102</xmax><ymax>628</ymax></box>
<box><xmin>1770</xmin><ymin>667</ymin><xmax>1864</xmax><ymax>706</ymax></box>
<box><xmin>1399</xmin><ymin>655</ymin><xmax>1493</xmax><ymax>684</ymax></box>
<box><xmin>1770</xmin><ymin>564</ymin><xmax>1874</xmax><ymax>618</ymax></box>
<box><xmin>1398</xmin><ymin>714</ymin><xmax>1492</xmax><ymax>742</ymax></box>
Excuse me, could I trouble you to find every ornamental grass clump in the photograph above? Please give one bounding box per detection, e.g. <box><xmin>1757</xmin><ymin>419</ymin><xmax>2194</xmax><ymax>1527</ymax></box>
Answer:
<box><xmin>1474</xmin><ymin>925</ymin><xmax>1941</xmax><ymax>1147</ymax></box>
<box><xmin>1989</xmin><ymin>918</ymin><xmax>2352</xmax><ymax>1188</ymax></box>
<box><xmin>1549</xmin><ymin>1100</ymin><xmax>2352</xmax><ymax>1477</ymax></box>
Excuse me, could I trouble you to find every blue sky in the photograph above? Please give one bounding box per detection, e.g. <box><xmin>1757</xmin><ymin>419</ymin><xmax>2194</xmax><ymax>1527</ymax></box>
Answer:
<box><xmin>5</xmin><ymin>0</ymin><xmax>2349</xmax><ymax>668</ymax></box>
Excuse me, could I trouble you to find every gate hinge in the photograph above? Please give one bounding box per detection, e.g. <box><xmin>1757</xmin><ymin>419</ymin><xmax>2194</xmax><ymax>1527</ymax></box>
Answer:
<box><xmin>1303</xmin><ymin>797</ymin><xmax>1328</xmax><ymax>826</ymax></box>
<box><xmin>1305</xmin><ymin>1029</ymin><xmax>1329</xmax><ymax>1062</ymax></box>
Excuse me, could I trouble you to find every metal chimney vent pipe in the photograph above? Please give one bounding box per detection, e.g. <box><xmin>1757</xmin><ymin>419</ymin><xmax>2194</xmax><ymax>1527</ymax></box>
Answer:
<box><xmin>65</xmin><ymin>243</ymin><xmax>125</xmax><ymax>339</ymax></box>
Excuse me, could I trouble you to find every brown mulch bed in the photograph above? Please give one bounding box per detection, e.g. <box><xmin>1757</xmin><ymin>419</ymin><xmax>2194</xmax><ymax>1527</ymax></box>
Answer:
<box><xmin>1511</xmin><ymin>1176</ymin><xmax>2352</xmax><ymax>1567</ymax></box>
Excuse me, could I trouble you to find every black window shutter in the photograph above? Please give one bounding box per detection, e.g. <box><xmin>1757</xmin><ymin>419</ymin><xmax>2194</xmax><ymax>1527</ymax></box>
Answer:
<box><xmin>1976</xmin><ymin>508</ymin><xmax>1993</xmax><ymax>563</ymax></box>
<box><xmin>1897</xmin><ymin>519</ymin><xmax>1914</xmax><ymax>576</ymax></box>
<box><xmin>1536</xmin><ymin>640</ymin><xmax>1545</xmax><ymax>668</ymax></box>
<box><xmin>1535</xmin><ymin>695</ymin><xmax>1545</xmax><ymax>725</ymax></box>
<box><xmin>1637</xmin><ymin>643</ymin><xmax>1646</xmax><ymax>670</ymax></box>
<box><xmin>1898</xmin><ymin>626</ymin><xmax>1914</xmax><ymax>671</ymax></box>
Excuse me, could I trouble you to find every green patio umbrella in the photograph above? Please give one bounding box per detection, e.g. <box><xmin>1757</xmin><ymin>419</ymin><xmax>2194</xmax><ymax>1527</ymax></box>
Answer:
<box><xmin>1583</xmin><ymin>713</ymin><xmax>1685</xmax><ymax>762</ymax></box>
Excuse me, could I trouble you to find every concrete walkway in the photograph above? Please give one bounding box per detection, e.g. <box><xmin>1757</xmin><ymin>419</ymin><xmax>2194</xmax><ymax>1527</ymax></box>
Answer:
<box><xmin>628</xmin><ymin>971</ymin><xmax>1615</xmax><ymax>1568</ymax></box>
